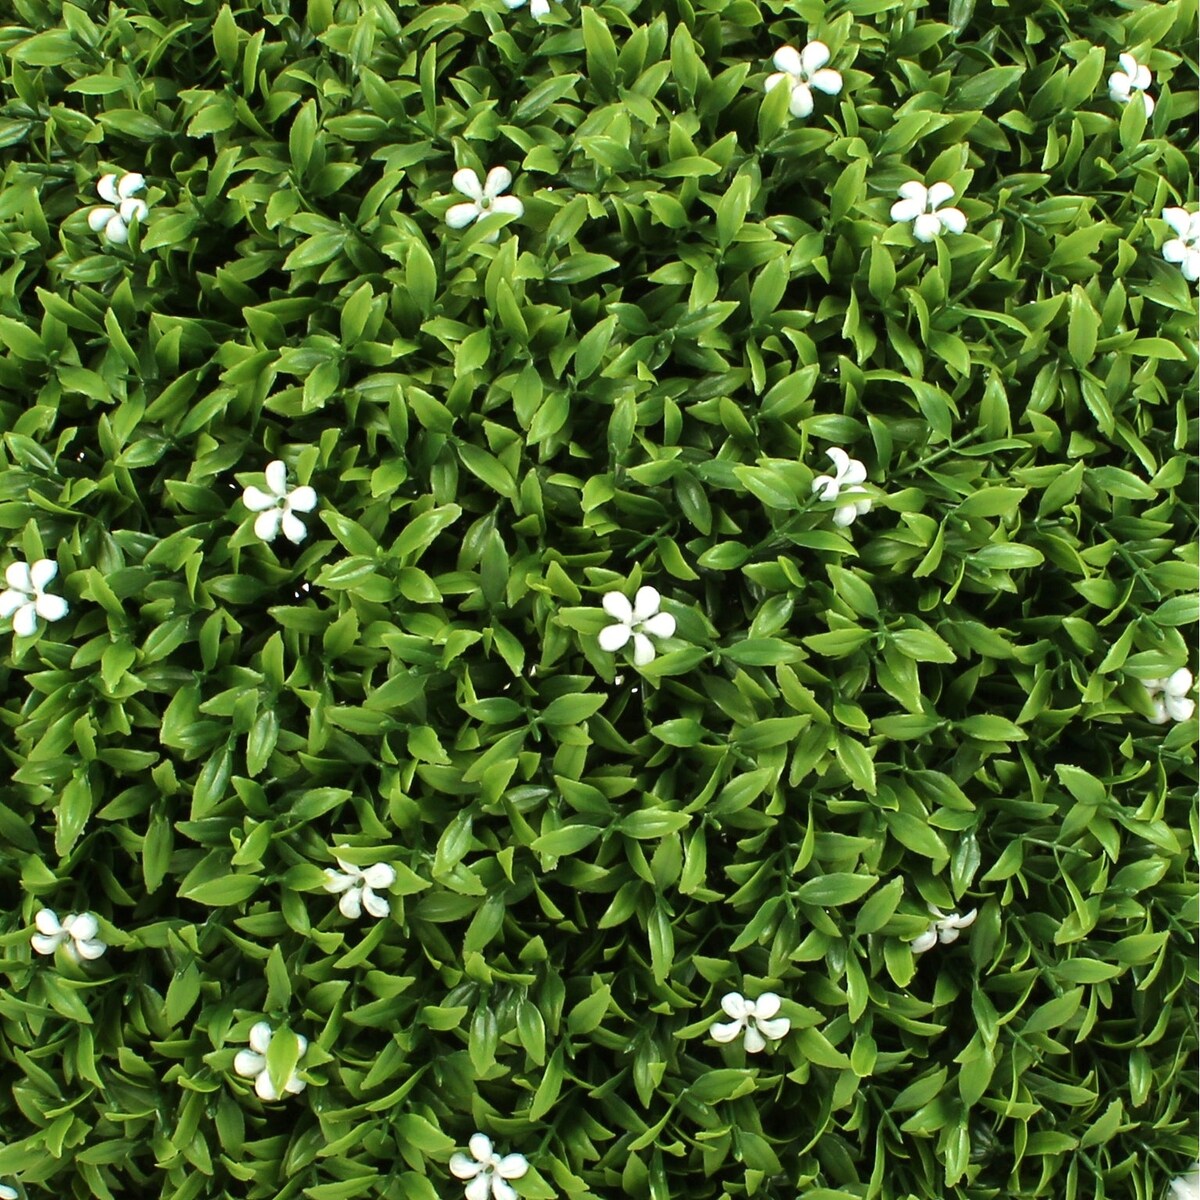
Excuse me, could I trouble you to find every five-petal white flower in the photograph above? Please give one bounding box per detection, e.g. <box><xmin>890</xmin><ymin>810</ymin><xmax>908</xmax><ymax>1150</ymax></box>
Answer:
<box><xmin>1169</xmin><ymin>1162</ymin><xmax>1200</xmax><ymax>1200</ymax></box>
<box><xmin>599</xmin><ymin>586</ymin><xmax>676</xmax><ymax>667</ymax></box>
<box><xmin>31</xmin><ymin>909</ymin><xmax>107</xmax><ymax>961</ymax></box>
<box><xmin>764</xmin><ymin>41</ymin><xmax>843</xmax><ymax>118</ymax></box>
<box><xmin>1161</xmin><ymin>207</ymin><xmax>1200</xmax><ymax>281</ymax></box>
<box><xmin>1142</xmin><ymin>669</ymin><xmax>1196</xmax><ymax>724</ymax></box>
<box><xmin>233</xmin><ymin>1021</ymin><xmax>308</xmax><ymax>1101</ymax></box>
<box><xmin>450</xmin><ymin>1133</ymin><xmax>529</xmax><ymax>1200</ymax></box>
<box><xmin>242</xmin><ymin>460</ymin><xmax>318</xmax><ymax>544</ymax></box>
<box><xmin>322</xmin><ymin>856</ymin><xmax>396</xmax><ymax>919</ymax></box>
<box><xmin>911</xmin><ymin>905</ymin><xmax>977</xmax><ymax>954</ymax></box>
<box><xmin>811</xmin><ymin>448</ymin><xmax>872</xmax><ymax>527</ymax></box>
<box><xmin>1</xmin><ymin>559</ymin><xmax>69</xmax><ymax>637</ymax></box>
<box><xmin>1108</xmin><ymin>52</ymin><xmax>1155</xmax><ymax>117</ymax></box>
<box><xmin>710</xmin><ymin>991</ymin><xmax>790</xmax><ymax>1053</ymax></box>
<box><xmin>446</xmin><ymin>168</ymin><xmax>524</xmax><ymax>243</ymax></box>
<box><xmin>890</xmin><ymin>181</ymin><xmax>967</xmax><ymax>242</ymax></box>
<box><xmin>87</xmin><ymin>172</ymin><xmax>149</xmax><ymax>245</ymax></box>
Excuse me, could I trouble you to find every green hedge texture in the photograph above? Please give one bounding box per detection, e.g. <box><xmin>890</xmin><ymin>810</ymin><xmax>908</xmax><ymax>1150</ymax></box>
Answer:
<box><xmin>0</xmin><ymin>0</ymin><xmax>1198</xmax><ymax>1197</ymax></box>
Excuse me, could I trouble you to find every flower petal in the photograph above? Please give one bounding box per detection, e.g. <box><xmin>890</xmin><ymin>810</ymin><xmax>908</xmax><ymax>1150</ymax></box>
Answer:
<box><xmin>752</xmin><ymin>992</ymin><xmax>781</xmax><ymax>1019</ymax></box>
<box><xmin>450</xmin><ymin>1153</ymin><xmax>483</xmax><ymax>1180</ymax></box>
<box><xmin>465</xmin><ymin>1177</ymin><xmax>491</xmax><ymax>1200</ymax></box>
<box><xmin>492</xmin><ymin>1179</ymin><xmax>517</xmax><ymax>1200</ymax></box>
<box><xmin>362</xmin><ymin>888</ymin><xmax>391</xmax><ymax>919</ymax></box>
<box><xmin>489</xmin><ymin>194</ymin><xmax>524</xmax><ymax>220</ymax></box>
<box><xmin>264</xmin><ymin>460</ymin><xmax>288</xmax><ymax>497</ymax></box>
<box><xmin>242</xmin><ymin>485</ymin><xmax>277</xmax><ymax>512</ymax></box>
<box><xmin>496</xmin><ymin>1154</ymin><xmax>529</xmax><ymax>1180</ymax></box>
<box><xmin>249</xmin><ymin>1021</ymin><xmax>274</xmax><ymax>1054</ymax></box>
<box><xmin>98</xmin><ymin>173</ymin><xmax>121</xmax><ymax>203</ymax></box>
<box><xmin>254</xmin><ymin>509</ymin><xmax>283</xmax><ymax>542</ymax></box>
<box><xmin>771</xmin><ymin>46</ymin><xmax>803</xmax><ymax>76</ymax></box>
<box><xmin>832</xmin><ymin>504</ymin><xmax>859</xmax><ymax>527</ymax></box>
<box><xmin>35</xmin><ymin>909</ymin><xmax>62</xmax><ymax>936</ymax></box>
<box><xmin>117</xmin><ymin>172</ymin><xmax>145</xmax><ymax>199</ymax></box>
<box><xmin>710</xmin><ymin>1019</ymin><xmax>744</xmax><ymax>1043</ymax></box>
<box><xmin>4</xmin><ymin>561</ymin><xmax>31</xmax><ymax>593</ymax></box>
<box><xmin>911</xmin><ymin>928</ymin><xmax>938</xmax><ymax>954</ymax></box>
<box><xmin>338</xmin><ymin>887</ymin><xmax>364</xmax><ymax>919</ymax></box>
<box><xmin>926</xmin><ymin>181</ymin><xmax>956</xmax><ymax>209</ymax></box>
<box><xmin>530</xmin><ymin>0</ymin><xmax>550</xmax><ymax>17</ymax></box>
<box><xmin>120</xmin><ymin>197</ymin><xmax>148</xmax><ymax>223</ymax></box>
<box><xmin>1133</xmin><ymin>63</ymin><xmax>1152</xmax><ymax>90</ymax></box>
<box><xmin>764</xmin><ymin>71</ymin><xmax>790</xmax><ymax>96</ymax></box>
<box><xmin>800</xmin><ymin>40</ymin><xmax>831</xmax><ymax>74</ymax></box>
<box><xmin>453</xmin><ymin>169</ymin><xmax>485</xmax><ymax>201</ymax></box>
<box><xmin>1165</xmin><ymin>668</ymin><xmax>1194</xmax><ymax>696</ymax></box>
<box><xmin>1148</xmin><ymin>698</ymin><xmax>1170</xmax><ymax>724</ymax></box>
<box><xmin>898</xmin><ymin>179</ymin><xmax>929</xmax><ymax>203</ymax></box>
<box><xmin>1163</xmin><ymin>207</ymin><xmax>1191</xmax><ymax>237</ymax></box>
<box><xmin>31</xmin><ymin>933</ymin><xmax>62</xmax><ymax>956</ymax></box>
<box><xmin>756</xmin><ymin>1016</ymin><xmax>791</xmax><ymax>1041</ymax></box>
<box><xmin>598</xmin><ymin>623</ymin><xmax>632</xmax><ymax>652</ymax></box>
<box><xmin>483</xmin><ymin>166</ymin><xmax>513</xmax><ymax>199</ymax></box>
<box><xmin>641</xmin><ymin>611</ymin><xmax>675</xmax><ymax>639</ymax></box>
<box><xmin>469</xmin><ymin>1134</ymin><xmax>495</xmax><ymax>1163</ymax></box>
<box><xmin>811</xmin><ymin>474</ymin><xmax>839</xmax><ymax>500</ymax></box>
<box><xmin>839</xmin><ymin>455</ymin><xmax>867</xmax><ymax>486</ymax></box>
<box><xmin>720</xmin><ymin>992</ymin><xmax>749</xmax><ymax>1019</ymax></box>
<box><xmin>323</xmin><ymin>869</ymin><xmax>355</xmax><ymax>894</ymax></box>
<box><xmin>105</xmin><ymin>214</ymin><xmax>129</xmax><ymax>244</ymax></box>
<box><xmin>938</xmin><ymin>206</ymin><xmax>968</xmax><ymax>235</ymax></box>
<box><xmin>281</xmin><ymin>510</ymin><xmax>308</xmax><ymax>544</ymax></box>
<box><xmin>631</xmin><ymin>632</ymin><xmax>655</xmax><ymax>667</ymax></box>
<box><xmin>890</xmin><ymin>197</ymin><xmax>924</xmax><ymax>223</ymax></box>
<box><xmin>632</xmin><ymin>585</ymin><xmax>662</xmax><ymax>622</ymax></box>
<box><xmin>30</xmin><ymin>558</ymin><xmax>58</xmax><ymax>591</ymax></box>
<box><xmin>1142</xmin><ymin>91</ymin><xmax>1155</xmax><ymax>117</ymax></box>
<box><xmin>447</xmin><ymin>201</ymin><xmax>482</xmax><ymax>229</ymax></box>
<box><xmin>362</xmin><ymin>863</ymin><xmax>396</xmax><ymax>890</ymax></box>
<box><xmin>35</xmin><ymin>593</ymin><xmax>68</xmax><ymax>622</ymax></box>
<box><xmin>912</xmin><ymin>212</ymin><xmax>942</xmax><ymax>242</ymax></box>
<box><xmin>1108</xmin><ymin>72</ymin><xmax>1132</xmax><ymax>100</ymax></box>
<box><xmin>255</xmin><ymin>1071</ymin><xmax>280</xmax><ymax>1101</ymax></box>
<box><xmin>75</xmin><ymin>937</ymin><xmax>107</xmax><ymax>960</ymax></box>
<box><xmin>1163</xmin><ymin>238</ymin><xmax>1188</xmax><ymax>264</ymax></box>
<box><xmin>788</xmin><ymin>83</ymin><xmax>814</xmax><ymax>119</ymax></box>
<box><xmin>825</xmin><ymin>446</ymin><xmax>851</xmax><ymax>479</ymax></box>
<box><xmin>88</xmin><ymin>206</ymin><xmax>116</xmax><ymax>231</ymax></box>
<box><xmin>12</xmin><ymin>602</ymin><xmax>38</xmax><ymax>637</ymax></box>
<box><xmin>234</xmin><ymin>1049</ymin><xmax>265</xmax><ymax>1078</ymax></box>
<box><xmin>1166</xmin><ymin>695</ymin><xmax>1196</xmax><ymax>723</ymax></box>
<box><xmin>1184</xmin><ymin>250</ymin><xmax>1200</xmax><ymax>282</ymax></box>
<box><xmin>809</xmin><ymin>67</ymin><xmax>842</xmax><ymax>95</ymax></box>
<box><xmin>743</xmin><ymin>1025</ymin><xmax>767</xmax><ymax>1054</ymax></box>
<box><xmin>67</xmin><ymin>912</ymin><xmax>99</xmax><ymax>941</ymax></box>
<box><xmin>0</xmin><ymin>589</ymin><xmax>22</xmax><ymax>618</ymax></box>
<box><xmin>602</xmin><ymin>592</ymin><xmax>633</xmax><ymax>622</ymax></box>
<box><xmin>284</xmin><ymin>1073</ymin><xmax>307</xmax><ymax>1094</ymax></box>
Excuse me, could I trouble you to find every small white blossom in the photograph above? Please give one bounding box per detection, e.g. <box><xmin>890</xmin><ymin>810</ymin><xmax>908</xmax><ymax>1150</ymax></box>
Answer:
<box><xmin>502</xmin><ymin>0</ymin><xmax>558</xmax><ymax>19</ymax></box>
<box><xmin>710</xmin><ymin>991</ymin><xmax>790</xmax><ymax>1053</ymax></box>
<box><xmin>446</xmin><ymin>168</ymin><xmax>524</xmax><ymax>243</ymax></box>
<box><xmin>450</xmin><ymin>1133</ymin><xmax>529</xmax><ymax>1200</ymax></box>
<box><xmin>233</xmin><ymin>1021</ymin><xmax>307</xmax><ymax>1102</ymax></box>
<box><xmin>87</xmin><ymin>172</ymin><xmax>149</xmax><ymax>245</ymax></box>
<box><xmin>599</xmin><ymin>586</ymin><xmax>676</xmax><ymax>667</ymax></box>
<box><xmin>1161</xmin><ymin>207</ymin><xmax>1200</xmax><ymax>281</ymax></box>
<box><xmin>242</xmin><ymin>460</ymin><xmax>318</xmax><ymax>544</ymax></box>
<box><xmin>31</xmin><ymin>909</ymin><xmax>107</xmax><ymax>961</ymax></box>
<box><xmin>1108</xmin><ymin>52</ymin><xmax>1155</xmax><ymax>117</ymax></box>
<box><xmin>910</xmin><ymin>905</ymin><xmax>977</xmax><ymax>954</ymax></box>
<box><xmin>1169</xmin><ymin>1162</ymin><xmax>1200</xmax><ymax>1200</ymax></box>
<box><xmin>322</xmin><ymin>856</ymin><xmax>396</xmax><ymax>920</ymax></box>
<box><xmin>1142</xmin><ymin>669</ymin><xmax>1195</xmax><ymax>724</ymax></box>
<box><xmin>764</xmin><ymin>41</ymin><xmax>842</xmax><ymax>119</ymax></box>
<box><xmin>811</xmin><ymin>448</ymin><xmax>872</xmax><ymax>527</ymax></box>
<box><xmin>1</xmin><ymin>559</ymin><xmax>69</xmax><ymax>637</ymax></box>
<box><xmin>890</xmin><ymin>181</ymin><xmax>967</xmax><ymax>242</ymax></box>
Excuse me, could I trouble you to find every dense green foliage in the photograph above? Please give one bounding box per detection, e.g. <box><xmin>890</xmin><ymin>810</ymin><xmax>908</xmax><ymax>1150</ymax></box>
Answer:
<box><xmin>0</xmin><ymin>0</ymin><xmax>1197</xmax><ymax>1196</ymax></box>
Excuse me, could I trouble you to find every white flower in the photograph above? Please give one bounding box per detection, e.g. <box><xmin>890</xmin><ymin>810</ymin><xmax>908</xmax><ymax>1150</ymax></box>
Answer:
<box><xmin>449</xmin><ymin>1133</ymin><xmax>529</xmax><ymax>1200</ymax></box>
<box><xmin>502</xmin><ymin>0</ymin><xmax>558</xmax><ymax>19</ymax></box>
<box><xmin>764</xmin><ymin>41</ymin><xmax>843</xmax><ymax>119</ymax></box>
<box><xmin>598</xmin><ymin>586</ymin><xmax>676</xmax><ymax>667</ymax></box>
<box><xmin>242</xmin><ymin>460</ymin><xmax>318</xmax><ymax>544</ymax></box>
<box><xmin>710</xmin><ymin>991</ymin><xmax>790</xmax><ymax>1053</ymax></box>
<box><xmin>233</xmin><ymin>1021</ymin><xmax>308</xmax><ymax>1102</ymax></box>
<box><xmin>910</xmin><ymin>905</ymin><xmax>977</xmax><ymax>954</ymax></box>
<box><xmin>1169</xmin><ymin>1162</ymin><xmax>1200</xmax><ymax>1200</ymax></box>
<box><xmin>86</xmin><ymin>172</ymin><xmax>149</xmax><ymax>245</ymax></box>
<box><xmin>31</xmin><ymin>909</ymin><xmax>107</xmax><ymax>961</ymax></box>
<box><xmin>1</xmin><ymin>558</ymin><xmax>69</xmax><ymax>637</ymax></box>
<box><xmin>811</xmin><ymin>448</ymin><xmax>872</xmax><ymax>527</ymax></box>
<box><xmin>322</xmin><ymin>856</ymin><xmax>396</xmax><ymax>919</ymax></box>
<box><xmin>1108</xmin><ymin>52</ymin><xmax>1155</xmax><ymax>117</ymax></box>
<box><xmin>446</xmin><ymin>168</ymin><xmax>524</xmax><ymax>243</ymax></box>
<box><xmin>1161</xmin><ymin>207</ymin><xmax>1200</xmax><ymax>282</ymax></box>
<box><xmin>890</xmin><ymin>181</ymin><xmax>967</xmax><ymax>242</ymax></box>
<box><xmin>1142</xmin><ymin>668</ymin><xmax>1195</xmax><ymax>724</ymax></box>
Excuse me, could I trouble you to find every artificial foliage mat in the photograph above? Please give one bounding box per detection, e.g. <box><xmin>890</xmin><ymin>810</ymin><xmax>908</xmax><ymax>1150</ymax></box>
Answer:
<box><xmin>0</xmin><ymin>0</ymin><xmax>1197</xmax><ymax>1197</ymax></box>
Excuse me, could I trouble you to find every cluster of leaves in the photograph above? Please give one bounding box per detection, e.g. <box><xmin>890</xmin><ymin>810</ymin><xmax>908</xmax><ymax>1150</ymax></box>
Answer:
<box><xmin>0</xmin><ymin>0</ymin><xmax>1197</xmax><ymax>1196</ymax></box>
